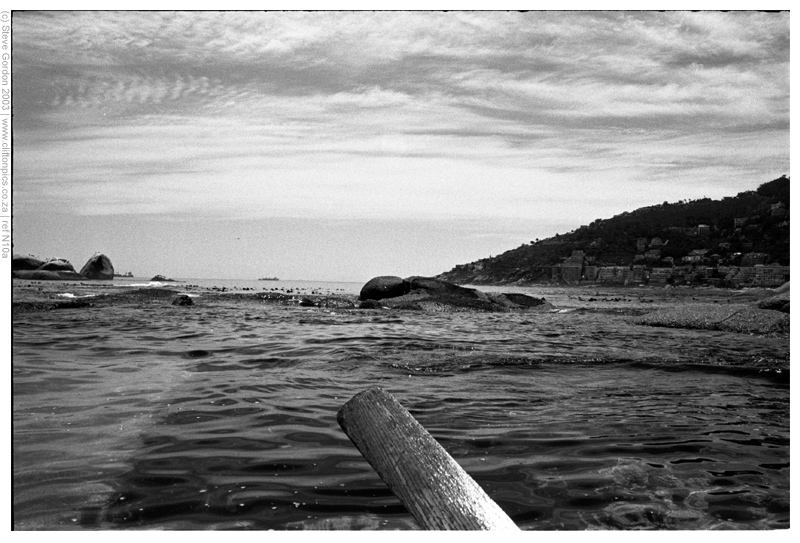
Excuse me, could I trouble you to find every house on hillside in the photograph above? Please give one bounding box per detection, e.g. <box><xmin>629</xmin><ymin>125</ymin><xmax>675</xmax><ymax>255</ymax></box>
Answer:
<box><xmin>741</xmin><ymin>252</ymin><xmax>769</xmax><ymax>267</ymax></box>
<box><xmin>628</xmin><ymin>265</ymin><xmax>646</xmax><ymax>284</ymax></box>
<box><xmin>683</xmin><ymin>249</ymin><xmax>709</xmax><ymax>263</ymax></box>
<box><xmin>770</xmin><ymin>202</ymin><xmax>788</xmax><ymax>218</ymax></box>
<box><xmin>648</xmin><ymin>267</ymin><xmax>673</xmax><ymax>284</ymax></box>
<box><xmin>560</xmin><ymin>250</ymin><xmax>585</xmax><ymax>284</ymax></box>
<box><xmin>596</xmin><ymin>266</ymin><xmax>629</xmax><ymax>284</ymax></box>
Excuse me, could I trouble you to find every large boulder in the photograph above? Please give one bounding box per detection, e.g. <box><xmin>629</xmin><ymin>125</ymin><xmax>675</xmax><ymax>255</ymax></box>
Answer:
<box><xmin>12</xmin><ymin>254</ymin><xmax>46</xmax><ymax>271</ymax></box>
<box><xmin>359</xmin><ymin>276</ymin><xmax>410</xmax><ymax>300</ymax></box>
<box><xmin>358</xmin><ymin>275</ymin><xmax>551</xmax><ymax>312</ymax></box>
<box><xmin>80</xmin><ymin>254</ymin><xmax>114</xmax><ymax>280</ymax></box>
<box><xmin>12</xmin><ymin>269</ymin><xmax>85</xmax><ymax>281</ymax></box>
<box><xmin>36</xmin><ymin>259</ymin><xmax>76</xmax><ymax>272</ymax></box>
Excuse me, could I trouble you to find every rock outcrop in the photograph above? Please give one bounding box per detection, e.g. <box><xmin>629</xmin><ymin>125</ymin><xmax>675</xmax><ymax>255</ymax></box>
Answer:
<box><xmin>358</xmin><ymin>275</ymin><xmax>551</xmax><ymax>312</ymax></box>
<box><xmin>359</xmin><ymin>276</ymin><xmax>411</xmax><ymax>300</ymax></box>
<box><xmin>757</xmin><ymin>282</ymin><xmax>789</xmax><ymax>313</ymax></box>
<box><xmin>37</xmin><ymin>259</ymin><xmax>76</xmax><ymax>272</ymax></box>
<box><xmin>12</xmin><ymin>253</ymin><xmax>115</xmax><ymax>281</ymax></box>
<box><xmin>633</xmin><ymin>303</ymin><xmax>789</xmax><ymax>337</ymax></box>
<box><xmin>12</xmin><ymin>254</ymin><xmax>46</xmax><ymax>271</ymax></box>
<box><xmin>80</xmin><ymin>254</ymin><xmax>114</xmax><ymax>280</ymax></box>
<box><xmin>151</xmin><ymin>275</ymin><xmax>177</xmax><ymax>282</ymax></box>
<box><xmin>11</xmin><ymin>269</ymin><xmax>85</xmax><ymax>281</ymax></box>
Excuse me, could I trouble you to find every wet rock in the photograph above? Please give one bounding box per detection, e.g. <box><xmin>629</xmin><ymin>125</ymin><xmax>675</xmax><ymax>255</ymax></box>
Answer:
<box><xmin>757</xmin><ymin>291</ymin><xmax>789</xmax><ymax>313</ymax></box>
<box><xmin>486</xmin><ymin>292</ymin><xmax>549</xmax><ymax>309</ymax></box>
<box><xmin>318</xmin><ymin>297</ymin><xmax>356</xmax><ymax>309</ymax></box>
<box><xmin>359</xmin><ymin>276</ymin><xmax>410</xmax><ymax>300</ymax></box>
<box><xmin>171</xmin><ymin>295</ymin><xmax>194</xmax><ymax>306</ymax></box>
<box><xmin>633</xmin><ymin>303</ymin><xmax>789</xmax><ymax>336</ymax></box>
<box><xmin>404</xmin><ymin>276</ymin><xmax>482</xmax><ymax>299</ymax></box>
<box><xmin>80</xmin><ymin>254</ymin><xmax>114</xmax><ymax>280</ymax></box>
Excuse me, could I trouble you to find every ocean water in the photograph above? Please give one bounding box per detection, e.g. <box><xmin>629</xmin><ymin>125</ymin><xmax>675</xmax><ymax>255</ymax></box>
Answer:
<box><xmin>12</xmin><ymin>280</ymin><xmax>789</xmax><ymax>530</ymax></box>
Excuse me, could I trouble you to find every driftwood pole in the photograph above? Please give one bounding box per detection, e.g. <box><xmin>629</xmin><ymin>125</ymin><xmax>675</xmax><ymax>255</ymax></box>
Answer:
<box><xmin>337</xmin><ymin>387</ymin><xmax>519</xmax><ymax>530</ymax></box>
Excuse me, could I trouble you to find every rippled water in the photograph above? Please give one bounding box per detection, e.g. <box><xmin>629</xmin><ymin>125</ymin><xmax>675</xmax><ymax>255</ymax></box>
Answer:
<box><xmin>12</xmin><ymin>282</ymin><xmax>789</xmax><ymax>530</ymax></box>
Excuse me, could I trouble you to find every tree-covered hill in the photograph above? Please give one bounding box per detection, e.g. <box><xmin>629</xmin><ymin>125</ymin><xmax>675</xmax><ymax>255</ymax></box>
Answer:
<box><xmin>438</xmin><ymin>175</ymin><xmax>790</xmax><ymax>285</ymax></box>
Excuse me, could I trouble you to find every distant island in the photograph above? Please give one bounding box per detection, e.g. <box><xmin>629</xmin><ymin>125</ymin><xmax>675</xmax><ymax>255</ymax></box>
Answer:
<box><xmin>258</xmin><ymin>277</ymin><xmax>279</xmax><ymax>281</ymax></box>
<box><xmin>438</xmin><ymin>175</ymin><xmax>789</xmax><ymax>289</ymax></box>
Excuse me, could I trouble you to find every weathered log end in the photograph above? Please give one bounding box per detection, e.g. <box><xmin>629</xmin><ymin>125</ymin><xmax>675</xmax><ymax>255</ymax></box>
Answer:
<box><xmin>337</xmin><ymin>387</ymin><xmax>519</xmax><ymax>530</ymax></box>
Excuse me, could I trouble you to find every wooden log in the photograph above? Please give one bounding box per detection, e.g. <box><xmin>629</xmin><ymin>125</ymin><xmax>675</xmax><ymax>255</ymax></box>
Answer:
<box><xmin>337</xmin><ymin>387</ymin><xmax>519</xmax><ymax>530</ymax></box>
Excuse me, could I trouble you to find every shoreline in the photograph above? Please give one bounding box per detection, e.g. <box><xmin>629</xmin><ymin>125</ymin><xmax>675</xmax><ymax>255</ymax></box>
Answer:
<box><xmin>10</xmin><ymin>278</ymin><xmax>789</xmax><ymax>339</ymax></box>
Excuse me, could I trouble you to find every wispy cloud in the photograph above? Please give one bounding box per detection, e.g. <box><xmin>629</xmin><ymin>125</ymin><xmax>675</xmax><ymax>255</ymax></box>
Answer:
<box><xmin>12</xmin><ymin>11</ymin><xmax>789</xmax><ymax>227</ymax></box>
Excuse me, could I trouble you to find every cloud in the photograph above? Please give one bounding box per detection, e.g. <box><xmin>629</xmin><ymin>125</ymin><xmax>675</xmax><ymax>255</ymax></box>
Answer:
<box><xmin>11</xmin><ymin>11</ymin><xmax>790</xmax><ymax>227</ymax></box>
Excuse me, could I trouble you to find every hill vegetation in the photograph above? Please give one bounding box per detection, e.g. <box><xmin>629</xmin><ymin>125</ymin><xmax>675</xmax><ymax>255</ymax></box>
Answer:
<box><xmin>438</xmin><ymin>175</ymin><xmax>790</xmax><ymax>286</ymax></box>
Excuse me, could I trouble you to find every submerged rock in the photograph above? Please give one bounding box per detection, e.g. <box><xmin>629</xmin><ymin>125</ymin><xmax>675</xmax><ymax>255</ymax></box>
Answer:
<box><xmin>633</xmin><ymin>303</ymin><xmax>788</xmax><ymax>337</ymax></box>
<box><xmin>171</xmin><ymin>295</ymin><xmax>194</xmax><ymax>306</ymax></box>
<box><xmin>80</xmin><ymin>254</ymin><xmax>114</xmax><ymax>280</ymax></box>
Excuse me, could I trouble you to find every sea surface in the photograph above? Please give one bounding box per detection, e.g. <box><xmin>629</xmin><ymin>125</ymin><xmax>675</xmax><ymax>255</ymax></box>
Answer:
<box><xmin>12</xmin><ymin>279</ymin><xmax>790</xmax><ymax>530</ymax></box>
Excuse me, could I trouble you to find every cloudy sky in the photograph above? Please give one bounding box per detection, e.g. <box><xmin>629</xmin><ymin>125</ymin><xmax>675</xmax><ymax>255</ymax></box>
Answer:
<box><xmin>11</xmin><ymin>10</ymin><xmax>790</xmax><ymax>282</ymax></box>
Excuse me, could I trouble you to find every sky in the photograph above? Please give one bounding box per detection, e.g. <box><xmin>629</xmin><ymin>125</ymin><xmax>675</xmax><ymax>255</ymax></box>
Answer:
<box><xmin>9</xmin><ymin>9</ymin><xmax>790</xmax><ymax>282</ymax></box>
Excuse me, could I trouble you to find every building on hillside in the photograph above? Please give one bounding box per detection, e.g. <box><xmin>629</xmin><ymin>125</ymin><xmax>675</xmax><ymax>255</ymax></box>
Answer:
<box><xmin>770</xmin><ymin>202</ymin><xmax>788</xmax><ymax>218</ymax></box>
<box><xmin>683</xmin><ymin>249</ymin><xmax>709</xmax><ymax>263</ymax></box>
<box><xmin>628</xmin><ymin>265</ymin><xmax>646</xmax><ymax>284</ymax></box>
<box><xmin>649</xmin><ymin>237</ymin><xmax>664</xmax><ymax>247</ymax></box>
<box><xmin>741</xmin><ymin>252</ymin><xmax>769</xmax><ymax>267</ymax></box>
<box><xmin>726</xmin><ymin>265</ymin><xmax>789</xmax><ymax>287</ymax></box>
<box><xmin>697</xmin><ymin>224</ymin><xmax>711</xmax><ymax>236</ymax></box>
<box><xmin>734</xmin><ymin>217</ymin><xmax>747</xmax><ymax>228</ymax></box>
<box><xmin>648</xmin><ymin>267</ymin><xmax>673</xmax><ymax>284</ymax></box>
<box><xmin>596</xmin><ymin>266</ymin><xmax>629</xmax><ymax>284</ymax></box>
<box><xmin>560</xmin><ymin>250</ymin><xmax>585</xmax><ymax>284</ymax></box>
<box><xmin>636</xmin><ymin>238</ymin><xmax>647</xmax><ymax>252</ymax></box>
<box><xmin>561</xmin><ymin>262</ymin><xmax>583</xmax><ymax>284</ymax></box>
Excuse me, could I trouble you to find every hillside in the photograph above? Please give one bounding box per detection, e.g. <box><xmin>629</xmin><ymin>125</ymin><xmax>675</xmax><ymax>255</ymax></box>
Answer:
<box><xmin>438</xmin><ymin>175</ymin><xmax>790</xmax><ymax>287</ymax></box>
